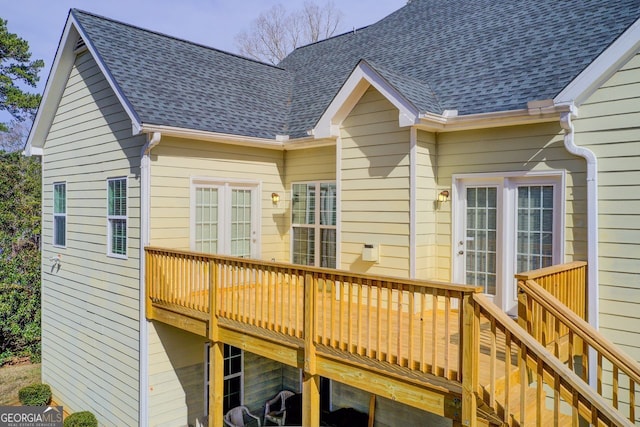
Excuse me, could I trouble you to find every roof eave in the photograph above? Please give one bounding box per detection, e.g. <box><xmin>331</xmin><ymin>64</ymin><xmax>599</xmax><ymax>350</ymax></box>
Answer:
<box><xmin>416</xmin><ymin>103</ymin><xmax>572</xmax><ymax>133</ymax></box>
<box><xmin>25</xmin><ymin>11</ymin><xmax>142</xmax><ymax>156</ymax></box>
<box><xmin>139</xmin><ymin>123</ymin><xmax>335</xmax><ymax>151</ymax></box>
<box><xmin>555</xmin><ymin>16</ymin><xmax>640</xmax><ymax>107</ymax></box>
<box><xmin>312</xmin><ymin>60</ymin><xmax>420</xmax><ymax>139</ymax></box>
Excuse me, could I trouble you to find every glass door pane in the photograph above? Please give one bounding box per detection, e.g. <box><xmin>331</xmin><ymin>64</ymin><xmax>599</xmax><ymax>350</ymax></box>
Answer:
<box><xmin>195</xmin><ymin>187</ymin><xmax>218</xmax><ymax>253</ymax></box>
<box><xmin>517</xmin><ymin>185</ymin><xmax>553</xmax><ymax>272</ymax></box>
<box><xmin>465</xmin><ymin>187</ymin><xmax>497</xmax><ymax>295</ymax></box>
<box><xmin>231</xmin><ymin>189</ymin><xmax>252</xmax><ymax>258</ymax></box>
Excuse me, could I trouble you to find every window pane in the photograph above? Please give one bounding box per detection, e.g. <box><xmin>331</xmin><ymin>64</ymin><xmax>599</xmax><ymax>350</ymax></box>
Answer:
<box><xmin>231</xmin><ymin>189</ymin><xmax>251</xmax><ymax>257</ymax></box>
<box><xmin>516</xmin><ymin>185</ymin><xmax>554</xmax><ymax>273</ymax></box>
<box><xmin>110</xmin><ymin>218</ymin><xmax>126</xmax><ymax>255</ymax></box>
<box><xmin>320</xmin><ymin>228</ymin><xmax>336</xmax><ymax>268</ymax></box>
<box><xmin>108</xmin><ymin>179</ymin><xmax>126</xmax><ymax>216</ymax></box>
<box><xmin>54</xmin><ymin>216</ymin><xmax>66</xmax><ymax>247</ymax></box>
<box><xmin>195</xmin><ymin>188</ymin><xmax>218</xmax><ymax>254</ymax></box>
<box><xmin>54</xmin><ymin>183</ymin><xmax>66</xmax><ymax>214</ymax></box>
<box><xmin>466</xmin><ymin>186</ymin><xmax>497</xmax><ymax>295</ymax></box>
<box><xmin>320</xmin><ymin>183</ymin><xmax>336</xmax><ymax>226</ymax></box>
<box><xmin>292</xmin><ymin>227</ymin><xmax>315</xmax><ymax>266</ymax></box>
<box><xmin>292</xmin><ymin>183</ymin><xmax>315</xmax><ymax>225</ymax></box>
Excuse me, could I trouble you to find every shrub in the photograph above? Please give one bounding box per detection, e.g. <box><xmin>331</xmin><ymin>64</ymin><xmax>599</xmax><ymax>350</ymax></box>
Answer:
<box><xmin>63</xmin><ymin>411</ymin><xmax>98</xmax><ymax>427</ymax></box>
<box><xmin>18</xmin><ymin>383</ymin><xmax>51</xmax><ymax>405</ymax></box>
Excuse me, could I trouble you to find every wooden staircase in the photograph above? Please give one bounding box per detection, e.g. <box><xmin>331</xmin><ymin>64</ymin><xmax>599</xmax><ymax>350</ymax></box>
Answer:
<box><xmin>464</xmin><ymin>263</ymin><xmax>640</xmax><ymax>427</ymax></box>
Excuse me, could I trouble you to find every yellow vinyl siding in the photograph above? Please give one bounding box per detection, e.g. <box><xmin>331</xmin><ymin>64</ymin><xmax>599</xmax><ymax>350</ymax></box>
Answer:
<box><xmin>148</xmin><ymin>323</ymin><xmax>206</xmax><ymax>427</ymax></box>
<box><xmin>416</xmin><ymin>130</ymin><xmax>438</xmax><ymax>280</ymax></box>
<box><xmin>574</xmin><ymin>52</ymin><xmax>640</xmax><ymax>361</ymax></box>
<box><xmin>437</xmin><ymin>122</ymin><xmax>587</xmax><ymax>281</ymax></box>
<box><xmin>340</xmin><ymin>87</ymin><xmax>411</xmax><ymax>277</ymax></box>
<box><xmin>40</xmin><ymin>51</ymin><xmax>143</xmax><ymax>426</ymax></box>
<box><xmin>149</xmin><ymin>137</ymin><xmax>286</xmax><ymax>260</ymax></box>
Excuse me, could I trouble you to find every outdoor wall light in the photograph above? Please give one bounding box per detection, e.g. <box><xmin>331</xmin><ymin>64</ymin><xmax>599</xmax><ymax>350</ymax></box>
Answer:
<box><xmin>438</xmin><ymin>190</ymin><xmax>450</xmax><ymax>203</ymax></box>
<box><xmin>271</xmin><ymin>192</ymin><xmax>280</xmax><ymax>204</ymax></box>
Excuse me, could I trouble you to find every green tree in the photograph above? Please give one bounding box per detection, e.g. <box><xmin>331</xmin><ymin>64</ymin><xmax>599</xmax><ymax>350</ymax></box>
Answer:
<box><xmin>0</xmin><ymin>151</ymin><xmax>41</xmax><ymax>364</ymax></box>
<box><xmin>0</xmin><ymin>17</ymin><xmax>43</xmax><ymax>132</ymax></box>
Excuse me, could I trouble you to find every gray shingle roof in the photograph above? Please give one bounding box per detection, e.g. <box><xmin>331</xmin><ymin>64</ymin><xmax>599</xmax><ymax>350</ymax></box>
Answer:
<box><xmin>72</xmin><ymin>10</ymin><xmax>294</xmax><ymax>139</ymax></box>
<box><xmin>71</xmin><ymin>0</ymin><xmax>640</xmax><ymax>140</ymax></box>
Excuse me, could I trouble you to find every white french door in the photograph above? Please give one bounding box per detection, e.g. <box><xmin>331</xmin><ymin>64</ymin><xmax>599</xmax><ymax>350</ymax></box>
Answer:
<box><xmin>453</xmin><ymin>174</ymin><xmax>563</xmax><ymax>313</ymax></box>
<box><xmin>191</xmin><ymin>180</ymin><xmax>260</xmax><ymax>258</ymax></box>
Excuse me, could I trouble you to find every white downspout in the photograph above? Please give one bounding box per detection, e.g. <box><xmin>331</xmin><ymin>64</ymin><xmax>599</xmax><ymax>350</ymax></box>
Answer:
<box><xmin>560</xmin><ymin>106</ymin><xmax>598</xmax><ymax>388</ymax></box>
<box><xmin>139</xmin><ymin>131</ymin><xmax>161</xmax><ymax>427</ymax></box>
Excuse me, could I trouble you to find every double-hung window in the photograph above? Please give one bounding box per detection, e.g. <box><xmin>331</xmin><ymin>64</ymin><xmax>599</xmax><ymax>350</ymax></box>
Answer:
<box><xmin>107</xmin><ymin>177</ymin><xmax>127</xmax><ymax>257</ymax></box>
<box><xmin>53</xmin><ymin>182</ymin><xmax>66</xmax><ymax>247</ymax></box>
<box><xmin>291</xmin><ymin>182</ymin><xmax>337</xmax><ymax>268</ymax></box>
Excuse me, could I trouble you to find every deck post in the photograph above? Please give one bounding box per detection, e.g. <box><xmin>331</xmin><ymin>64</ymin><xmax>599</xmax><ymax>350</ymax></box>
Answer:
<box><xmin>208</xmin><ymin>341</ymin><xmax>224</xmax><ymax>427</ymax></box>
<box><xmin>461</xmin><ymin>293</ymin><xmax>479</xmax><ymax>427</ymax></box>
<box><xmin>208</xmin><ymin>260</ymin><xmax>223</xmax><ymax>427</ymax></box>
<box><xmin>303</xmin><ymin>272</ymin><xmax>320</xmax><ymax>427</ymax></box>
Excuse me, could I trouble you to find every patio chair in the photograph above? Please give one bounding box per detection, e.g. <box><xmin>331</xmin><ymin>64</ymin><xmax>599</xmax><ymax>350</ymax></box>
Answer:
<box><xmin>224</xmin><ymin>405</ymin><xmax>261</xmax><ymax>427</ymax></box>
<box><xmin>263</xmin><ymin>390</ymin><xmax>295</xmax><ymax>425</ymax></box>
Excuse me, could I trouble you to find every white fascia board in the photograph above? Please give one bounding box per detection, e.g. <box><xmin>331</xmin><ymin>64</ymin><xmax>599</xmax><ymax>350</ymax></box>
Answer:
<box><xmin>71</xmin><ymin>14</ymin><xmax>142</xmax><ymax>133</ymax></box>
<box><xmin>313</xmin><ymin>61</ymin><xmax>419</xmax><ymax>138</ymax></box>
<box><xmin>25</xmin><ymin>19</ymin><xmax>78</xmax><ymax>153</ymax></box>
<box><xmin>417</xmin><ymin>105</ymin><xmax>572</xmax><ymax>133</ymax></box>
<box><xmin>140</xmin><ymin>124</ymin><xmax>284</xmax><ymax>149</ymax></box>
<box><xmin>140</xmin><ymin>124</ymin><xmax>336</xmax><ymax>151</ymax></box>
<box><xmin>25</xmin><ymin>14</ymin><xmax>142</xmax><ymax>155</ymax></box>
<box><xmin>555</xmin><ymin>17</ymin><xmax>640</xmax><ymax>107</ymax></box>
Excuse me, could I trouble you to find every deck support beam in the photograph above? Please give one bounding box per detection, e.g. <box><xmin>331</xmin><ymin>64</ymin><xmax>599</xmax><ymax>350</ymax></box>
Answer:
<box><xmin>303</xmin><ymin>272</ymin><xmax>320</xmax><ymax>427</ymax></box>
<box><xmin>208</xmin><ymin>341</ymin><xmax>224</xmax><ymax>427</ymax></box>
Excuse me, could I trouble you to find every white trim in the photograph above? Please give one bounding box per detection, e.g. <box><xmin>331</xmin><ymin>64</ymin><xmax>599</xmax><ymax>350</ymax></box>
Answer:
<box><xmin>189</xmin><ymin>178</ymin><xmax>261</xmax><ymax>259</ymax></box>
<box><xmin>52</xmin><ymin>181</ymin><xmax>67</xmax><ymax>249</ymax></box>
<box><xmin>140</xmin><ymin>124</ymin><xmax>336</xmax><ymax>151</ymax></box>
<box><xmin>335</xmin><ymin>137</ymin><xmax>342</xmax><ymax>270</ymax></box>
<box><xmin>106</xmin><ymin>176</ymin><xmax>128</xmax><ymax>259</ymax></box>
<box><xmin>139</xmin><ymin>132</ymin><xmax>160</xmax><ymax>427</ymax></box>
<box><xmin>25</xmin><ymin>19</ymin><xmax>79</xmax><ymax>153</ymax></box>
<box><xmin>555</xmin><ymin>17</ymin><xmax>640</xmax><ymax>107</ymax></box>
<box><xmin>26</xmin><ymin>13</ymin><xmax>142</xmax><ymax>155</ymax></box>
<box><xmin>409</xmin><ymin>128</ymin><xmax>417</xmax><ymax>278</ymax></box>
<box><xmin>71</xmin><ymin>14</ymin><xmax>142</xmax><ymax>132</ymax></box>
<box><xmin>313</xmin><ymin>60</ymin><xmax>420</xmax><ymax>138</ymax></box>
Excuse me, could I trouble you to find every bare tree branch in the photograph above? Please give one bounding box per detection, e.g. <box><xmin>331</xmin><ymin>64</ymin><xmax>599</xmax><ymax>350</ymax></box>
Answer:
<box><xmin>0</xmin><ymin>120</ymin><xmax>29</xmax><ymax>153</ymax></box>
<box><xmin>235</xmin><ymin>1</ymin><xmax>343</xmax><ymax>65</ymax></box>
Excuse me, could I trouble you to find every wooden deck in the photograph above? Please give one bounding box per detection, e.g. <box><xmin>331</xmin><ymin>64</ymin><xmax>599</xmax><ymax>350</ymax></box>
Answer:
<box><xmin>145</xmin><ymin>247</ymin><xmax>633</xmax><ymax>427</ymax></box>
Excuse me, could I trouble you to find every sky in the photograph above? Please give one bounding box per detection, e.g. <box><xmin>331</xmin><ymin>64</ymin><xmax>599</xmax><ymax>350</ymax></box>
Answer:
<box><xmin>3</xmin><ymin>0</ymin><xmax>407</xmax><ymax>98</ymax></box>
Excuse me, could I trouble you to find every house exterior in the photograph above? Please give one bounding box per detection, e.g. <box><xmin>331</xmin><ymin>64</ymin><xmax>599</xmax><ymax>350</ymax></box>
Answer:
<box><xmin>25</xmin><ymin>1</ymin><xmax>640</xmax><ymax>426</ymax></box>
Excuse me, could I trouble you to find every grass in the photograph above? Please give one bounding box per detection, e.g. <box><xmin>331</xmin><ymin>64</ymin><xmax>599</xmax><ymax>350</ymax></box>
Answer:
<box><xmin>0</xmin><ymin>362</ymin><xmax>41</xmax><ymax>405</ymax></box>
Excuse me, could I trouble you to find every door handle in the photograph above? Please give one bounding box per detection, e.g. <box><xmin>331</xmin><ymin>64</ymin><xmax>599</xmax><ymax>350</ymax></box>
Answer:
<box><xmin>458</xmin><ymin>250</ymin><xmax>464</xmax><ymax>255</ymax></box>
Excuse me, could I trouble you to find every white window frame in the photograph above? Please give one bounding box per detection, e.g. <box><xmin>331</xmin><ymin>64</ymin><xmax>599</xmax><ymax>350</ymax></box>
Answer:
<box><xmin>107</xmin><ymin>177</ymin><xmax>128</xmax><ymax>259</ymax></box>
<box><xmin>290</xmin><ymin>181</ymin><xmax>337</xmax><ymax>268</ymax></box>
<box><xmin>452</xmin><ymin>171</ymin><xmax>565</xmax><ymax>311</ymax></box>
<box><xmin>53</xmin><ymin>182</ymin><xmax>67</xmax><ymax>248</ymax></box>
<box><xmin>190</xmin><ymin>178</ymin><xmax>261</xmax><ymax>258</ymax></box>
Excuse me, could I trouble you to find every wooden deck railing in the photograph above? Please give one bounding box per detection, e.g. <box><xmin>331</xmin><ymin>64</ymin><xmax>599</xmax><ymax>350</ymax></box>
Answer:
<box><xmin>146</xmin><ymin>247</ymin><xmax>481</xmax><ymax>382</ymax></box>
<box><xmin>471</xmin><ymin>293</ymin><xmax>634</xmax><ymax>427</ymax></box>
<box><xmin>518</xmin><ymin>279</ymin><xmax>640</xmax><ymax>424</ymax></box>
<box><xmin>146</xmin><ymin>248</ymin><xmax>635</xmax><ymax>426</ymax></box>
<box><xmin>516</xmin><ymin>262</ymin><xmax>588</xmax><ymax>367</ymax></box>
